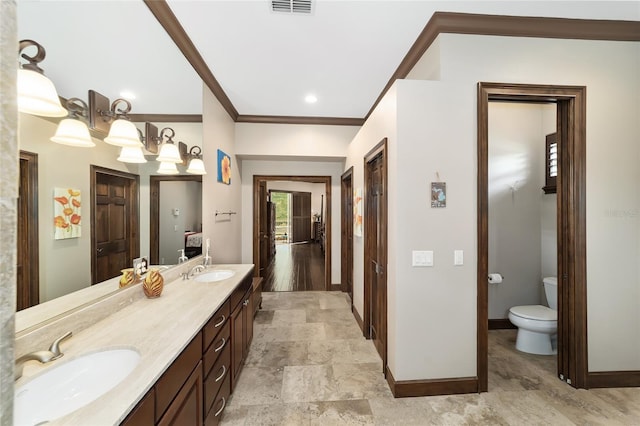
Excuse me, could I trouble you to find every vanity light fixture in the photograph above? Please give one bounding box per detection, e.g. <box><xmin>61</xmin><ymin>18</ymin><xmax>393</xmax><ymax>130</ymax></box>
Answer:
<box><xmin>88</xmin><ymin>90</ymin><xmax>141</xmax><ymax>147</ymax></box>
<box><xmin>117</xmin><ymin>146</ymin><xmax>147</xmax><ymax>163</ymax></box>
<box><xmin>155</xmin><ymin>128</ymin><xmax>183</xmax><ymax>163</ymax></box>
<box><xmin>17</xmin><ymin>40</ymin><xmax>67</xmax><ymax>117</ymax></box>
<box><xmin>157</xmin><ymin>161</ymin><xmax>179</xmax><ymax>175</ymax></box>
<box><xmin>186</xmin><ymin>146</ymin><xmax>207</xmax><ymax>175</ymax></box>
<box><xmin>50</xmin><ymin>98</ymin><xmax>95</xmax><ymax>147</ymax></box>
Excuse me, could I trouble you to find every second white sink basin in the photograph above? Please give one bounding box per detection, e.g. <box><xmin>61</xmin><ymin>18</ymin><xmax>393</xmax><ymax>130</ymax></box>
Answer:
<box><xmin>14</xmin><ymin>348</ymin><xmax>140</xmax><ymax>425</ymax></box>
<box><xmin>194</xmin><ymin>269</ymin><xmax>235</xmax><ymax>283</ymax></box>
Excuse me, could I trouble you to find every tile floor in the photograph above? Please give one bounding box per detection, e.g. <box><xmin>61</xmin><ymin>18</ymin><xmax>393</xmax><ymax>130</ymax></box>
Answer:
<box><xmin>222</xmin><ymin>291</ymin><xmax>640</xmax><ymax>425</ymax></box>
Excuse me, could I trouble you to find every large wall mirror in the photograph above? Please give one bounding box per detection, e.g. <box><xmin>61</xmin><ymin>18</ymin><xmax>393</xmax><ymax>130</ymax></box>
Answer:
<box><xmin>15</xmin><ymin>1</ymin><xmax>203</xmax><ymax>331</ymax></box>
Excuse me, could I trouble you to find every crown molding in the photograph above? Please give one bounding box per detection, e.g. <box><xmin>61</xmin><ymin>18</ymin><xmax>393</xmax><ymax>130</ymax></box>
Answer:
<box><xmin>236</xmin><ymin>115</ymin><xmax>365</xmax><ymax>126</ymax></box>
<box><xmin>128</xmin><ymin>114</ymin><xmax>202</xmax><ymax>123</ymax></box>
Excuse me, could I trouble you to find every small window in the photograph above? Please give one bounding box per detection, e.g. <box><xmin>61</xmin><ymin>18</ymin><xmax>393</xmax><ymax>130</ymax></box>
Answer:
<box><xmin>543</xmin><ymin>132</ymin><xmax>557</xmax><ymax>194</ymax></box>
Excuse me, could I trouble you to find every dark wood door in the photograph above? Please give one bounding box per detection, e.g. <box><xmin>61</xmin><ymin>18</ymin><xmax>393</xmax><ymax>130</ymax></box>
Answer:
<box><xmin>291</xmin><ymin>191</ymin><xmax>311</xmax><ymax>243</ymax></box>
<box><xmin>92</xmin><ymin>168</ymin><xmax>139</xmax><ymax>285</ymax></box>
<box><xmin>364</xmin><ymin>140</ymin><xmax>388</xmax><ymax>370</ymax></box>
<box><xmin>341</xmin><ymin>168</ymin><xmax>354</xmax><ymax>301</ymax></box>
<box><xmin>258</xmin><ymin>181</ymin><xmax>269</xmax><ymax>274</ymax></box>
<box><xmin>230</xmin><ymin>301</ymin><xmax>244</xmax><ymax>391</ymax></box>
<box><xmin>17</xmin><ymin>151</ymin><xmax>39</xmax><ymax>311</ymax></box>
<box><xmin>267</xmin><ymin>201</ymin><xmax>276</xmax><ymax>262</ymax></box>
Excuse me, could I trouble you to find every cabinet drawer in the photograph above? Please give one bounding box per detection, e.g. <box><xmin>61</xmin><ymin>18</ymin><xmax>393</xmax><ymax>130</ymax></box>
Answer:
<box><xmin>204</xmin><ymin>342</ymin><xmax>231</xmax><ymax>414</ymax></box>
<box><xmin>203</xmin><ymin>319</ymin><xmax>230</xmax><ymax>377</ymax></box>
<box><xmin>203</xmin><ymin>299</ymin><xmax>230</xmax><ymax>352</ymax></box>
<box><xmin>230</xmin><ymin>275</ymin><xmax>252</xmax><ymax>311</ymax></box>
<box><xmin>204</xmin><ymin>371</ymin><xmax>231</xmax><ymax>426</ymax></box>
<box><xmin>155</xmin><ymin>333</ymin><xmax>203</xmax><ymax>421</ymax></box>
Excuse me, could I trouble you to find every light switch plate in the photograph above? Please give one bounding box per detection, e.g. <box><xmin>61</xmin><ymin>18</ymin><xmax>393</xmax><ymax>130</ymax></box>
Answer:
<box><xmin>454</xmin><ymin>250</ymin><xmax>464</xmax><ymax>266</ymax></box>
<box><xmin>412</xmin><ymin>250</ymin><xmax>433</xmax><ymax>267</ymax></box>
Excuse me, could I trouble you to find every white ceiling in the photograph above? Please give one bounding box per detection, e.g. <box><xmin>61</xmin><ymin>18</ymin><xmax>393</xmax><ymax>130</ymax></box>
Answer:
<box><xmin>16</xmin><ymin>1</ymin><xmax>640</xmax><ymax>119</ymax></box>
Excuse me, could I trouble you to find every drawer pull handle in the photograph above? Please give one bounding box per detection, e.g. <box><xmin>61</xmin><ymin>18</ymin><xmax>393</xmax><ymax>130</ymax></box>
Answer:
<box><xmin>214</xmin><ymin>397</ymin><xmax>226</xmax><ymax>417</ymax></box>
<box><xmin>243</xmin><ymin>299</ymin><xmax>249</xmax><ymax>306</ymax></box>
<box><xmin>215</xmin><ymin>364</ymin><xmax>227</xmax><ymax>382</ymax></box>
<box><xmin>214</xmin><ymin>337</ymin><xmax>226</xmax><ymax>353</ymax></box>
<box><xmin>214</xmin><ymin>315</ymin><xmax>226</xmax><ymax>328</ymax></box>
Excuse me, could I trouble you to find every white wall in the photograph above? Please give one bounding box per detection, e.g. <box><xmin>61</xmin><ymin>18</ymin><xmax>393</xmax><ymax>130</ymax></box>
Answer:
<box><xmin>404</xmin><ymin>34</ymin><xmax>640</xmax><ymax>373</ymax></box>
<box><xmin>202</xmin><ymin>86</ymin><xmax>240</xmax><ymax>264</ymax></box>
<box><xmin>240</xmin><ymin>159</ymin><xmax>344</xmax><ymax>284</ymax></box>
<box><xmin>344</xmin><ymin>84</ymin><xmax>398</xmax><ymax>374</ymax></box>
<box><xmin>488</xmin><ymin>102</ymin><xmax>556</xmax><ymax>319</ymax></box>
<box><xmin>235</xmin><ymin>123</ymin><xmax>358</xmax><ymax>159</ymax></box>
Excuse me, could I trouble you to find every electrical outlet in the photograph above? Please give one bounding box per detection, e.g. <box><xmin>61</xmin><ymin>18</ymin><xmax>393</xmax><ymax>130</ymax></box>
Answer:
<box><xmin>412</xmin><ymin>250</ymin><xmax>433</xmax><ymax>267</ymax></box>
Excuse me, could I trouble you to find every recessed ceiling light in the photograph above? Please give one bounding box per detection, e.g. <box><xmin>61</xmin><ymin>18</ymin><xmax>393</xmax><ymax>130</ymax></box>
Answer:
<box><xmin>120</xmin><ymin>91</ymin><xmax>136</xmax><ymax>100</ymax></box>
<box><xmin>305</xmin><ymin>94</ymin><xmax>317</xmax><ymax>104</ymax></box>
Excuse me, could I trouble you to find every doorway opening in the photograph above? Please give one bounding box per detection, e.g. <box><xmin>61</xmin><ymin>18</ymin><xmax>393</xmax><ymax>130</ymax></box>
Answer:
<box><xmin>478</xmin><ymin>82</ymin><xmax>587</xmax><ymax>391</ymax></box>
<box><xmin>486</xmin><ymin>101</ymin><xmax>559</xmax><ymax>389</ymax></box>
<box><xmin>150</xmin><ymin>175</ymin><xmax>203</xmax><ymax>265</ymax></box>
<box><xmin>253</xmin><ymin>175</ymin><xmax>331</xmax><ymax>292</ymax></box>
<box><xmin>270</xmin><ymin>191</ymin><xmax>291</xmax><ymax>244</ymax></box>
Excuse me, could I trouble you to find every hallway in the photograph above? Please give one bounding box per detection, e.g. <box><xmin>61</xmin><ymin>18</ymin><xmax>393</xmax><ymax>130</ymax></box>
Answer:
<box><xmin>222</xmin><ymin>292</ymin><xmax>640</xmax><ymax>425</ymax></box>
<box><xmin>261</xmin><ymin>242</ymin><xmax>325</xmax><ymax>292</ymax></box>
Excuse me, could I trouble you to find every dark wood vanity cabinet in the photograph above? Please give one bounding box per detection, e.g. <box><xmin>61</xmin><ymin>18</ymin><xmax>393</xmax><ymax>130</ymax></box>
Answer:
<box><xmin>121</xmin><ymin>272</ymin><xmax>258</xmax><ymax>426</ymax></box>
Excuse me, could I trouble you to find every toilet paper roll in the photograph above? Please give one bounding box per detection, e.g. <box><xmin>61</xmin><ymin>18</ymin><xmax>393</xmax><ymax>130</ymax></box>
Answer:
<box><xmin>488</xmin><ymin>273</ymin><xmax>503</xmax><ymax>284</ymax></box>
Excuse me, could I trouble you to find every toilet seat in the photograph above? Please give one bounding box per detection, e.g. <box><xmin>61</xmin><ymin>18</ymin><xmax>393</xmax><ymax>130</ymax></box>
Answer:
<box><xmin>509</xmin><ymin>305</ymin><xmax>556</xmax><ymax>321</ymax></box>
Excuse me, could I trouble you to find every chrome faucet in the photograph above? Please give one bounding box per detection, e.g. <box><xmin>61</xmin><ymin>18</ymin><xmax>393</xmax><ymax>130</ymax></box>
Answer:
<box><xmin>15</xmin><ymin>331</ymin><xmax>72</xmax><ymax>379</ymax></box>
<box><xmin>183</xmin><ymin>264</ymin><xmax>206</xmax><ymax>280</ymax></box>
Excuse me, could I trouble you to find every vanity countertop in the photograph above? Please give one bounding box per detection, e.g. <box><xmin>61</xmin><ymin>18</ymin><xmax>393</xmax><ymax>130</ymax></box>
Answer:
<box><xmin>16</xmin><ymin>263</ymin><xmax>254</xmax><ymax>426</ymax></box>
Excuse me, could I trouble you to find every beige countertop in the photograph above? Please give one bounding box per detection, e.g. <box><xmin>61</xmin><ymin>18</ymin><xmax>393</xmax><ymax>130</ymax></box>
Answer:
<box><xmin>15</xmin><ymin>263</ymin><xmax>254</xmax><ymax>426</ymax></box>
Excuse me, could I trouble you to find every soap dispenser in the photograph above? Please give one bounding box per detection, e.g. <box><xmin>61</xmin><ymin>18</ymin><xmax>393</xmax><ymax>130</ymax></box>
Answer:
<box><xmin>178</xmin><ymin>249</ymin><xmax>188</xmax><ymax>264</ymax></box>
<box><xmin>203</xmin><ymin>238</ymin><xmax>212</xmax><ymax>266</ymax></box>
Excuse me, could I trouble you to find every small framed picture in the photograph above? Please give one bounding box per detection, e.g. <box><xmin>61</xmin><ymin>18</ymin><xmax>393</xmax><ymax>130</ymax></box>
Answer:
<box><xmin>217</xmin><ymin>149</ymin><xmax>231</xmax><ymax>185</ymax></box>
<box><xmin>431</xmin><ymin>182</ymin><xmax>446</xmax><ymax>208</ymax></box>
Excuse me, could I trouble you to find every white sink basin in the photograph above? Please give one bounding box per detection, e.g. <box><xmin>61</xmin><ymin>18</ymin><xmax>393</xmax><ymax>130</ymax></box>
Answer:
<box><xmin>14</xmin><ymin>348</ymin><xmax>140</xmax><ymax>425</ymax></box>
<box><xmin>194</xmin><ymin>269</ymin><xmax>235</xmax><ymax>283</ymax></box>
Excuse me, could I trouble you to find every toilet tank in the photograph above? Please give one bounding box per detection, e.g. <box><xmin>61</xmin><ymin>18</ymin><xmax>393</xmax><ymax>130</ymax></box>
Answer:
<box><xmin>543</xmin><ymin>277</ymin><xmax>558</xmax><ymax>310</ymax></box>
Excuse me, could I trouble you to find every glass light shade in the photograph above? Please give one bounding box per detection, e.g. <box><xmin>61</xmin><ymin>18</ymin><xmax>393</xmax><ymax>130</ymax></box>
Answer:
<box><xmin>186</xmin><ymin>158</ymin><xmax>207</xmax><ymax>175</ymax></box>
<box><xmin>157</xmin><ymin>161</ymin><xmax>179</xmax><ymax>175</ymax></box>
<box><xmin>117</xmin><ymin>146</ymin><xmax>147</xmax><ymax>163</ymax></box>
<box><xmin>156</xmin><ymin>142</ymin><xmax>182</xmax><ymax>163</ymax></box>
<box><xmin>18</xmin><ymin>69</ymin><xmax>67</xmax><ymax>117</ymax></box>
<box><xmin>50</xmin><ymin>118</ymin><xmax>95</xmax><ymax>147</ymax></box>
<box><xmin>104</xmin><ymin>119</ymin><xmax>142</xmax><ymax>147</ymax></box>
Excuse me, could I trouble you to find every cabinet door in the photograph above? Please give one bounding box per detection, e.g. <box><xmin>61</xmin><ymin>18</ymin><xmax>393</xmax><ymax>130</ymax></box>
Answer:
<box><xmin>120</xmin><ymin>388</ymin><xmax>155</xmax><ymax>426</ymax></box>
<box><xmin>230</xmin><ymin>302</ymin><xmax>244</xmax><ymax>391</ymax></box>
<box><xmin>158</xmin><ymin>361</ymin><xmax>203</xmax><ymax>426</ymax></box>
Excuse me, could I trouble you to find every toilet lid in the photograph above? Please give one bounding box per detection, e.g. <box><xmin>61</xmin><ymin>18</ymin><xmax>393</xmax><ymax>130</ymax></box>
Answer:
<box><xmin>510</xmin><ymin>305</ymin><xmax>557</xmax><ymax>321</ymax></box>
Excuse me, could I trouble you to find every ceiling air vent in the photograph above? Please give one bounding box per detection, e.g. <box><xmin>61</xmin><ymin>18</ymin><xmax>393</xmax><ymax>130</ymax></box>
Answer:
<box><xmin>271</xmin><ymin>0</ymin><xmax>312</xmax><ymax>14</ymax></box>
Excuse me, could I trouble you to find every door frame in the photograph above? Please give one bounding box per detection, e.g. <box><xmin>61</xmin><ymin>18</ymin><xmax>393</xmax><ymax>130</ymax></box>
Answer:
<box><xmin>363</xmin><ymin>138</ymin><xmax>388</xmax><ymax>372</ymax></box>
<box><xmin>341</xmin><ymin>166</ymin><xmax>354</xmax><ymax>303</ymax></box>
<box><xmin>90</xmin><ymin>166</ymin><xmax>140</xmax><ymax>285</ymax></box>
<box><xmin>17</xmin><ymin>151</ymin><xmax>39</xmax><ymax>310</ymax></box>
<box><xmin>150</xmin><ymin>174</ymin><xmax>203</xmax><ymax>265</ymax></box>
<box><xmin>253</xmin><ymin>175</ymin><xmax>331</xmax><ymax>290</ymax></box>
<box><xmin>477</xmin><ymin>82</ymin><xmax>587</xmax><ymax>390</ymax></box>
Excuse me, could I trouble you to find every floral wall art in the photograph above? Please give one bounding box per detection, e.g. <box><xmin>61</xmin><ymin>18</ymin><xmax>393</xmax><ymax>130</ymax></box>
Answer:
<box><xmin>217</xmin><ymin>149</ymin><xmax>231</xmax><ymax>185</ymax></box>
<box><xmin>354</xmin><ymin>188</ymin><xmax>363</xmax><ymax>237</ymax></box>
<box><xmin>54</xmin><ymin>188</ymin><xmax>81</xmax><ymax>239</ymax></box>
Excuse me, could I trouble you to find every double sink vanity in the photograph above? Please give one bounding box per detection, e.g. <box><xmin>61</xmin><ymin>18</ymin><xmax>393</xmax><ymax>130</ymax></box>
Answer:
<box><xmin>14</xmin><ymin>258</ymin><xmax>261</xmax><ymax>425</ymax></box>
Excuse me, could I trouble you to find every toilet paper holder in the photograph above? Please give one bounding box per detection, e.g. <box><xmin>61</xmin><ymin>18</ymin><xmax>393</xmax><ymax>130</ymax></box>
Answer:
<box><xmin>488</xmin><ymin>273</ymin><xmax>504</xmax><ymax>283</ymax></box>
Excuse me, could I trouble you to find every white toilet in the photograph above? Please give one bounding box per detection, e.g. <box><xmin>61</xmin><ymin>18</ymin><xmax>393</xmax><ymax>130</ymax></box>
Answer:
<box><xmin>508</xmin><ymin>277</ymin><xmax>558</xmax><ymax>355</ymax></box>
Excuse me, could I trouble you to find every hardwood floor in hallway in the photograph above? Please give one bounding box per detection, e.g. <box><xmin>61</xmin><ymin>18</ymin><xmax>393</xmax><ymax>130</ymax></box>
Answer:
<box><xmin>262</xmin><ymin>242</ymin><xmax>325</xmax><ymax>292</ymax></box>
<box><xmin>222</xmin><ymin>292</ymin><xmax>640</xmax><ymax>425</ymax></box>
